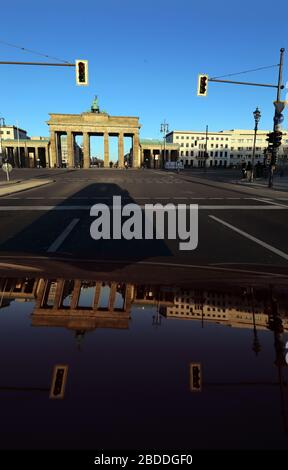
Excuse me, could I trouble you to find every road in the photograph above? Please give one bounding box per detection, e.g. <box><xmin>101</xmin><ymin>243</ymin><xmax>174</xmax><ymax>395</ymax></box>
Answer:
<box><xmin>0</xmin><ymin>168</ymin><xmax>288</xmax><ymax>276</ymax></box>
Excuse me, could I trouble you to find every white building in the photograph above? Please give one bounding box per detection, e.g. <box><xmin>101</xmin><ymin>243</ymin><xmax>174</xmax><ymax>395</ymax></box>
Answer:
<box><xmin>0</xmin><ymin>125</ymin><xmax>28</xmax><ymax>140</ymax></box>
<box><xmin>166</xmin><ymin>129</ymin><xmax>288</xmax><ymax>168</ymax></box>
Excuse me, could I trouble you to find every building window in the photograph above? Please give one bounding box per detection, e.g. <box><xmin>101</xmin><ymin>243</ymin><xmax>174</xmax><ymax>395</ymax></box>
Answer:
<box><xmin>181</xmin><ymin>151</ymin><xmax>184</xmax><ymax>156</ymax></box>
<box><xmin>181</xmin><ymin>143</ymin><xmax>184</xmax><ymax>147</ymax></box>
<box><xmin>181</xmin><ymin>136</ymin><xmax>184</xmax><ymax>139</ymax></box>
<box><xmin>216</xmin><ymin>144</ymin><xmax>219</xmax><ymax>148</ymax></box>
<box><xmin>224</xmin><ymin>152</ymin><xmax>227</xmax><ymax>157</ymax></box>
<box><xmin>175</xmin><ymin>136</ymin><xmax>179</xmax><ymax>139</ymax></box>
<box><xmin>215</xmin><ymin>152</ymin><xmax>218</xmax><ymax>157</ymax></box>
<box><xmin>210</xmin><ymin>151</ymin><xmax>213</xmax><ymax>156</ymax></box>
<box><xmin>220</xmin><ymin>152</ymin><xmax>223</xmax><ymax>157</ymax></box>
<box><xmin>186</xmin><ymin>143</ymin><xmax>189</xmax><ymax>147</ymax></box>
<box><xmin>211</xmin><ymin>144</ymin><xmax>214</xmax><ymax>148</ymax></box>
<box><xmin>186</xmin><ymin>151</ymin><xmax>189</xmax><ymax>156</ymax></box>
<box><xmin>225</xmin><ymin>144</ymin><xmax>228</xmax><ymax>148</ymax></box>
<box><xmin>186</xmin><ymin>136</ymin><xmax>189</xmax><ymax>139</ymax></box>
<box><xmin>191</xmin><ymin>151</ymin><xmax>194</xmax><ymax>156</ymax></box>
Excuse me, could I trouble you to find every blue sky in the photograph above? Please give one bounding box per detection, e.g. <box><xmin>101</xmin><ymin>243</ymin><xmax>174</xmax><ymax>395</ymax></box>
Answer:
<box><xmin>0</xmin><ymin>0</ymin><xmax>288</xmax><ymax>157</ymax></box>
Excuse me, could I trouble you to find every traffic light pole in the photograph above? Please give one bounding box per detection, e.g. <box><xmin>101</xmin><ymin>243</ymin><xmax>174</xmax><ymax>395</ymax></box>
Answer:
<box><xmin>269</xmin><ymin>48</ymin><xmax>285</xmax><ymax>188</ymax></box>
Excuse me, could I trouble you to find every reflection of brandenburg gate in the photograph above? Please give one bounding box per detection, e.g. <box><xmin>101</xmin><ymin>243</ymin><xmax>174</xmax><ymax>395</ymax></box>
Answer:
<box><xmin>48</xmin><ymin>111</ymin><xmax>141</xmax><ymax>169</ymax></box>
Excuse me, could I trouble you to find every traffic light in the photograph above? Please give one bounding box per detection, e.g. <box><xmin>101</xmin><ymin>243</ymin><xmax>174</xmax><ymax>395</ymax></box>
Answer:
<box><xmin>266</xmin><ymin>132</ymin><xmax>274</xmax><ymax>145</ymax></box>
<box><xmin>266</xmin><ymin>131</ymin><xmax>283</xmax><ymax>148</ymax></box>
<box><xmin>197</xmin><ymin>74</ymin><xmax>208</xmax><ymax>96</ymax></box>
<box><xmin>49</xmin><ymin>365</ymin><xmax>68</xmax><ymax>399</ymax></box>
<box><xmin>273</xmin><ymin>131</ymin><xmax>282</xmax><ymax>148</ymax></box>
<box><xmin>75</xmin><ymin>60</ymin><xmax>88</xmax><ymax>86</ymax></box>
<box><xmin>190</xmin><ymin>363</ymin><xmax>202</xmax><ymax>391</ymax></box>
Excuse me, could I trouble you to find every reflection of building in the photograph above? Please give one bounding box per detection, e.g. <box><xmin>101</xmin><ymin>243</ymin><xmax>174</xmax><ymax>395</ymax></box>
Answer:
<box><xmin>1</xmin><ymin>274</ymin><xmax>288</xmax><ymax>333</ymax></box>
<box><xmin>32</xmin><ymin>279</ymin><xmax>134</xmax><ymax>332</ymax></box>
<box><xmin>0</xmin><ymin>277</ymin><xmax>40</xmax><ymax>301</ymax></box>
<box><xmin>160</xmin><ymin>287</ymin><xmax>288</xmax><ymax>331</ymax></box>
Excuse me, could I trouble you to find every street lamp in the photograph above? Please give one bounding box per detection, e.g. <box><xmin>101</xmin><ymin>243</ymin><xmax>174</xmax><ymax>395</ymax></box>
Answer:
<box><xmin>0</xmin><ymin>117</ymin><xmax>5</xmax><ymax>164</ymax></box>
<box><xmin>160</xmin><ymin>120</ymin><xmax>169</xmax><ymax>169</ymax></box>
<box><xmin>250</xmin><ymin>107</ymin><xmax>261</xmax><ymax>182</ymax></box>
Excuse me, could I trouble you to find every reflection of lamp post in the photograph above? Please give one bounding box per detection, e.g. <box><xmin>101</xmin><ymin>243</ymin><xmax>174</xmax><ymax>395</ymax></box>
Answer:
<box><xmin>160</xmin><ymin>120</ymin><xmax>169</xmax><ymax>168</ymax></box>
<box><xmin>250</xmin><ymin>107</ymin><xmax>261</xmax><ymax>182</ymax></box>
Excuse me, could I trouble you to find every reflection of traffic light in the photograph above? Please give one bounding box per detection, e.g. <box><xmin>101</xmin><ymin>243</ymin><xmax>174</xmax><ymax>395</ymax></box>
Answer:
<box><xmin>197</xmin><ymin>74</ymin><xmax>208</xmax><ymax>96</ymax></box>
<box><xmin>49</xmin><ymin>365</ymin><xmax>68</xmax><ymax>399</ymax></box>
<box><xmin>75</xmin><ymin>60</ymin><xmax>88</xmax><ymax>86</ymax></box>
<box><xmin>190</xmin><ymin>363</ymin><xmax>202</xmax><ymax>391</ymax></box>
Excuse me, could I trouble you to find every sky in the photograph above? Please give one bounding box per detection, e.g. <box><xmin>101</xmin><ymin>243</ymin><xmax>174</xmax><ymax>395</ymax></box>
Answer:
<box><xmin>0</xmin><ymin>0</ymin><xmax>288</xmax><ymax>159</ymax></box>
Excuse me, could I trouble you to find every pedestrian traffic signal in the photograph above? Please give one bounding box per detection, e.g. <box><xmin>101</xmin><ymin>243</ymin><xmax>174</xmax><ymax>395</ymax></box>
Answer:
<box><xmin>197</xmin><ymin>74</ymin><xmax>208</xmax><ymax>96</ymax></box>
<box><xmin>190</xmin><ymin>363</ymin><xmax>202</xmax><ymax>391</ymax></box>
<box><xmin>76</xmin><ymin>59</ymin><xmax>88</xmax><ymax>86</ymax></box>
<box><xmin>49</xmin><ymin>365</ymin><xmax>68</xmax><ymax>399</ymax></box>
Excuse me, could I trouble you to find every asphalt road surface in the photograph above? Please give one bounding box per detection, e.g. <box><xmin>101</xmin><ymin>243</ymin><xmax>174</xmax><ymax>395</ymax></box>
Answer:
<box><xmin>0</xmin><ymin>168</ymin><xmax>288</xmax><ymax>276</ymax></box>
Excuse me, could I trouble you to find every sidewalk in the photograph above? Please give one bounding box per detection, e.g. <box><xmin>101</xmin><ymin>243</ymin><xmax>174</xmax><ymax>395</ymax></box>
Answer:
<box><xmin>232</xmin><ymin>176</ymin><xmax>288</xmax><ymax>191</ymax></box>
<box><xmin>0</xmin><ymin>178</ymin><xmax>54</xmax><ymax>197</ymax></box>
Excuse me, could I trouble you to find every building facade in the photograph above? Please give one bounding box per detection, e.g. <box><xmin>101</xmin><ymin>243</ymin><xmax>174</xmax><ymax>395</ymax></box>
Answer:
<box><xmin>166</xmin><ymin>129</ymin><xmax>288</xmax><ymax>168</ymax></box>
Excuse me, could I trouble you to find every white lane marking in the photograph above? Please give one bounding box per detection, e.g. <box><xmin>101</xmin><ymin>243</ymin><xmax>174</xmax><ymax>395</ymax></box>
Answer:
<box><xmin>209</xmin><ymin>215</ymin><xmax>288</xmax><ymax>261</ymax></box>
<box><xmin>252</xmin><ymin>198</ymin><xmax>288</xmax><ymax>208</ymax></box>
<box><xmin>47</xmin><ymin>218</ymin><xmax>80</xmax><ymax>253</ymax></box>
<box><xmin>0</xmin><ymin>204</ymin><xmax>286</xmax><ymax>211</ymax></box>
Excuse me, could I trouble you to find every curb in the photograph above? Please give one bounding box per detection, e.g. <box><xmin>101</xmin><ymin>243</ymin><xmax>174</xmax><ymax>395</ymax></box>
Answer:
<box><xmin>0</xmin><ymin>179</ymin><xmax>55</xmax><ymax>197</ymax></box>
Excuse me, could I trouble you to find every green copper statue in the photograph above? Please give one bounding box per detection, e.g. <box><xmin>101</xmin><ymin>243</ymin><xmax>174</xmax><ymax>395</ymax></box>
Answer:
<box><xmin>91</xmin><ymin>95</ymin><xmax>100</xmax><ymax>113</ymax></box>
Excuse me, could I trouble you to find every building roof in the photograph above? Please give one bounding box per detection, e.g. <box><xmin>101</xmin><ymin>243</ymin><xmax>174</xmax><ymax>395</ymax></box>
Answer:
<box><xmin>140</xmin><ymin>139</ymin><xmax>178</xmax><ymax>147</ymax></box>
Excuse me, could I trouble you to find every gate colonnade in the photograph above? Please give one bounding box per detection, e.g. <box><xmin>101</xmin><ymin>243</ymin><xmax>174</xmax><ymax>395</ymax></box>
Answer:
<box><xmin>48</xmin><ymin>112</ymin><xmax>141</xmax><ymax>168</ymax></box>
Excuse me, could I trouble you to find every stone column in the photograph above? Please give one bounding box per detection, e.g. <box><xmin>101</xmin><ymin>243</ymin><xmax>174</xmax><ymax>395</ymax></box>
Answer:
<box><xmin>132</xmin><ymin>133</ymin><xmax>140</xmax><ymax>168</ymax></box>
<box><xmin>104</xmin><ymin>132</ymin><xmax>109</xmax><ymax>168</ymax></box>
<box><xmin>118</xmin><ymin>133</ymin><xmax>124</xmax><ymax>168</ymax></box>
<box><xmin>70</xmin><ymin>280</ymin><xmax>82</xmax><ymax>309</ymax></box>
<box><xmin>168</xmin><ymin>149</ymin><xmax>171</xmax><ymax>162</ymax></box>
<box><xmin>66</xmin><ymin>131</ymin><xmax>74</xmax><ymax>167</ymax></box>
<box><xmin>50</xmin><ymin>131</ymin><xmax>58</xmax><ymax>168</ymax></box>
<box><xmin>52</xmin><ymin>279</ymin><xmax>65</xmax><ymax>310</ymax></box>
<box><xmin>93</xmin><ymin>283</ymin><xmax>101</xmax><ymax>310</ymax></box>
<box><xmin>34</xmin><ymin>279</ymin><xmax>47</xmax><ymax>309</ymax></box>
<box><xmin>83</xmin><ymin>132</ymin><xmax>90</xmax><ymax>169</ymax></box>
<box><xmin>108</xmin><ymin>283</ymin><xmax>117</xmax><ymax>311</ymax></box>
<box><xmin>24</xmin><ymin>146</ymin><xmax>28</xmax><ymax>168</ymax></box>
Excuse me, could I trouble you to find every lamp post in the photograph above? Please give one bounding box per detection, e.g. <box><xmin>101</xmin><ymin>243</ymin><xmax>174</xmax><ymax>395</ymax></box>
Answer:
<box><xmin>160</xmin><ymin>120</ymin><xmax>169</xmax><ymax>169</ymax></box>
<box><xmin>0</xmin><ymin>117</ymin><xmax>5</xmax><ymax>164</ymax></box>
<box><xmin>250</xmin><ymin>107</ymin><xmax>261</xmax><ymax>182</ymax></box>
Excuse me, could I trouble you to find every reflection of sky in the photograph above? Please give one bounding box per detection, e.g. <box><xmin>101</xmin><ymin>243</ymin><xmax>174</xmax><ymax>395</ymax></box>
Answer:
<box><xmin>0</xmin><ymin>297</ymin><xmax>287</xmax><ymax>450</ymax></box>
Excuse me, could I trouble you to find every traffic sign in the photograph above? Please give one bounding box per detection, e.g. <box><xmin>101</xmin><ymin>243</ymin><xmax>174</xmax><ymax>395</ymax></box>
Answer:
<box><xmin>274</xmin><ymin>113</ymin><xmax>284</xmax><ymax>124</ymax></box>
<box><xmin>2</xmin><ymin>163</ymin><xmax>12</xmax><ymax>173</ymax></box>
<box><xmin>274</xmin><ymin>100</ymin><xmax>287</xmax><ymax>114</ymax></box>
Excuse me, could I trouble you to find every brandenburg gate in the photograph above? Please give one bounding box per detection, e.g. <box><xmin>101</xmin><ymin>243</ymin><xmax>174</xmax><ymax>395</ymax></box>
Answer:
<box><xmin>47</xmin><ymin>99</ymin><xmax>141</xmax><ymax>168</ymax></box>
